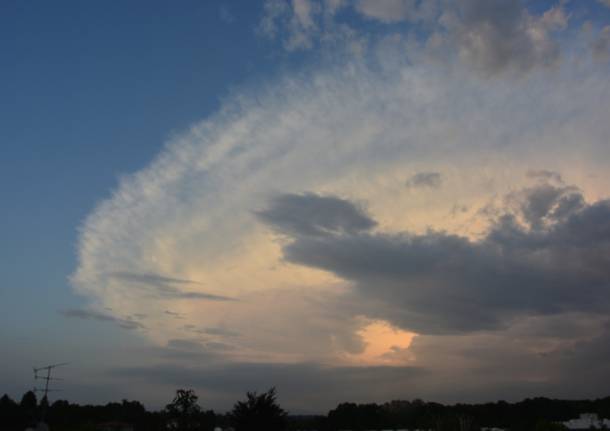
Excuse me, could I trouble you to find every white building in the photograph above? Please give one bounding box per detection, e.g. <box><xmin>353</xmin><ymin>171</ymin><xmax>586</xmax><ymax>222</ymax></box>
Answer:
<box><xmin>562</xmin><ymin>413</ymin><xmax>610</xmax><ymax>430</ymax></box>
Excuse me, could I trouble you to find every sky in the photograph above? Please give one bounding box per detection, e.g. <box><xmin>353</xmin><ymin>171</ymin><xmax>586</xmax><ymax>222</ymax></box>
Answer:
<box><xmin>1</xmin><ymin>0</ymin><xmax>610</xmax><ymax>414</ymax></box>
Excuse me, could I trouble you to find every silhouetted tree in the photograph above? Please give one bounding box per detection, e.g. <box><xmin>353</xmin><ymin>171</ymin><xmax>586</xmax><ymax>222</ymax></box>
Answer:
<box><xmin>1</xmin><ymin>389</ymin><xmax>609</xmax><ymax>431</ymax></box>
<box><xmin>230</xmin><ymin>387</ymin><xmax>287</xmax><ymax>431</ymax></box>
<box><xmin>327</xmin><ymin>402</ymin><xmax>386</xmax><ymax>430</ymax></box>
<box><xmin>20</xmin><ymin>391</ymin><xmax>37</xmax><ymax>410</ymax></box>
<box><xmin>20</xmin><ymin>390</ymin><xmax>38</xmax><ymax>426</ymax></box>
<box><xmin>0</xmin><ymin>394</ymin><xmax>20</xmax><ymax>430</ymax></box>
<box><xmin>164</xmin><ymin>389</ymin><xmax>203</xmax><ymax>431</ymax></box>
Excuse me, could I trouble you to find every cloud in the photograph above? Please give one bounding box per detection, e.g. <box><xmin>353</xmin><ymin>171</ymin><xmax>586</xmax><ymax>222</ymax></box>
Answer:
<box><xmin>253</xmin><ymin>0</ymin><xmax>357</xmax><ymax>51</ymax></box>
<box><xmin>257</xmin><ymin>0</ymin><xmax>569</xmax><ymax>76</ymax></box>
<box><xmin>50</xmin><ymin>1</ymin><xmax>610</xmax><ymax>409</ymax></box>
<box><xmin>107</xmin><ymin>272</ymin><xmax>236</xmax><ymax>301</ymax></box>
<box><xmin>255</xmin><ymin>193</ymin><xmax>376</xmax><ymax>237</ymax></box>
<box><xmin>258</xmin><ymin>185</ymin><xmax>610</xmax><ymax>334</ymax></box>
<box><xmin>72</xmin><ymin>5</ymin><xmax>610</xmax><ymax>378</ymax></box>
<box><xmin>110</xmin><ymin>315</ymin><xmax>610</xmax><ymax>411</ymax></box>
<box><xmin>506</xmin><ymin>183</ymin><xmax>584</xmax><ymax>229</ymax></box>
<box><xmin>258</xmin><ymin>0</ymin><xmax>331</xmax><ymax>51</ymax></box>
<box><xmin>403</xmin><ymin>313</ymin><xmax>610</xmax><ymax>402</ymax></box>
<box><xmin>60</xmin><ymin>308</ymin><xmax>146</xmax><ymax>330</ymax></box>
<box><xmin>109</xmin><ymin>271</ymin><xmax>199</xmax><ymax>286</ymax></box>
<box><xmin>201</xmin><ymin>327</ymin><xmax>241</xmax><ymax>337</ymax></box>
<box><xmin>526</xmin><ymin>169</ymin><xmax>563</xmax><ymax>183</ymax></box>
<box><xmin>405</xmin><ymin>171</ymin><xmax>442</xmax><ymax>189</ymax></box>
<box><xmin>355</xmin><ymin>0</ymin><xmax>437</xmax><ymax>23</ymax></box>
<box><xmin>219</xmin><ymin>4</ymin><xmax>235</xmax><ymax>24</ymax></box>
<box><xmin>60</xmin><ymin>308</ymin><xmax>116</xmax><ymax>322</ymax></box>
<box><xmin>165</xmin><ymin>310</ymin><xmax>185</xmax><ymax>319</ymax></box>
<box><xmin>429</xmin><ymin>0</ymin><xmax>568</xmax><ymax>76</ymax></box>
<box><xmin>167</xmin><ymin>338</ymin><xmax>205</xmax><ymax>351</ymax></box>
<box><xmin>154</xmin><ymin>339</ymin><xmax>223</xmax><ymax>362</ymax></box>
<box><xmin>592</xmin><ymin>26</ymin><xmax>610</xmax><ymax>61</ymax></box>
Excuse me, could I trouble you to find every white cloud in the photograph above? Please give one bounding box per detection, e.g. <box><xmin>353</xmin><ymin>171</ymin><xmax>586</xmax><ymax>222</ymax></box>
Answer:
<box><xmin>356</xmin><ymin>0</ymin><xmax>413</xmax><ymax>23</ymax></box>
<box><xmin>259</xmin><ymin>0</ymin><xmax>569</xmax><ymax>76</ymax></box>
<box><xmin>355</xmin><ymin>0</ymin><xmax>437</xmax><ymax>23</ymax></box>
<box><xmin>592</xmin><ymin>25</ymin><xmax>610</xmax><ymax>61</ymax></box>
<box><xmin>71</xmin><ymin>4</ymin><xmax>610</xmax><ymax>401</ymax></box>
<box><xmin>258</xmin><ymin>0</ymin><xmax>323</xmax><ymax>50</ymax></box>
<box><xmin>72</xmin><ymin>49</ymin><xmax>610</xmax><ymax>366</ymax></box>
<box><xmin>430</xmin><ymin>1</ymin><xmax>568</xmax><ymax>76</ymax></box>
<box><xmin>258</xmin><ymin>0</ymin><xmax>364</xmax><ymax>54</ymax></box>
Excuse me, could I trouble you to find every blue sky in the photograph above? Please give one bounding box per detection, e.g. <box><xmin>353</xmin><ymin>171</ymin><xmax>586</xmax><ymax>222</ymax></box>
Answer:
<box><xmin>1</xmin><ymin>1</ymin><xmax>266</xmax><ymax>324</ymax></box>
<box><xmin>2</xmin><ymin>0</ymin><xmax>610</xmax><ymax>413</ymax></box>
<box><xmin>1</xmin><ymin>0</ymin><xmax>274</xmax><ymax>403</ymax></box>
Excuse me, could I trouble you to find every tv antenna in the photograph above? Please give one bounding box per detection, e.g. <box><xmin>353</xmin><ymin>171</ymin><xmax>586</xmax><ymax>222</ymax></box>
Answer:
<box><xmin>33</xmin><ymin>362</ymin><xmax>68</xmax><ymax>418</ymax></box>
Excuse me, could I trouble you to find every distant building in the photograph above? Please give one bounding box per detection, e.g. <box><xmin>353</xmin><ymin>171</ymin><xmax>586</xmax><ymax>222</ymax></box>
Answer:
<box><xmin>25</xmin><ymin>422</ymin><xmax>49</xmax><ymax>431</ymax></box>
<box><xmin>562</xmin><ymin>413</ymin><xmax>610</xmax><ymax>430</ymax></box>
<box><xmin>95</xmin><ymin>422</ymin><xmax>134</xmax><ymax>431</ymax></box>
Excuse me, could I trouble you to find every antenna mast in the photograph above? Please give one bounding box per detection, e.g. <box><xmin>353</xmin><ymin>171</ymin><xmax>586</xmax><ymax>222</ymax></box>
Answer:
<box><xmin>33</xmin><ymin>362</ymin><xmax>68</xmax><ymax>420</ymax></box>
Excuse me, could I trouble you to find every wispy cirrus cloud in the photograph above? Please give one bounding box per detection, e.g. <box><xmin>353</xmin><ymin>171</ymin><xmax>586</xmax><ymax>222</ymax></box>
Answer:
<box><xmin>60</xmin><ymin>308</ymin><xmax>146</xmax><ymax>330</ymax></box>
<box><xmin>107</xmin><ymin>271</ymin><xmax>236</xmax><ymax>301</ymax></box>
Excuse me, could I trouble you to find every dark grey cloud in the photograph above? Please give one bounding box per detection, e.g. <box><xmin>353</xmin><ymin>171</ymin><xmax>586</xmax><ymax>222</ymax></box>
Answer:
<box><xmin>60</xmin><ymin>308</ymin><xmax>145</xmax><ymax>330</ymax></box>
<box><xmin>510</xmin><ymin>183</ymin><xmax>584</xmax><ymax>229</ymax></box>
<box><xmin>406</xmin><ymin>171</ymin><xmax>442</xmax><ymax>189</ymax></box>
<box><xmin>87</xmin><ymin>310</ymin><xmax>609</xmax><ymax>412</ymax></box>
<box><xmin>107</xmin><ymin>271</ymin><xmax>235</xmax><ymax>301</ymax></box>
<box><xmin>405</xmin><ymin>314</ymin><xmax>610</xmax><ymax>403</ymax></box>
<box><xmin>60</xmin><ymin>308</ymin><xmax>116</xmax><ymax>322</ymax></box>
<box><xmin>111</xmin><ymin>323</ymin><xmax>610</xmax><ymax>410</ymax></box>
<box><xmin>435</xmin><ymin>0</ymin><xmax>566</xmax><ymax>75</ymax></box>
<box><xmin>109</xmin><ymin>271</ymin><xmax>198</xmax><ymax>286</ymax></box>
<box><xmin>258</xmin><ymin>185</ymin><xmax>610</xmax><ymax>334</ymax></box>
<box><xmin>162</xmin><ymin>339</ymin><xmax>236</xmax><ymax>360</ymax></box>
<box><xmin>156</xmin><ymin>339</ymin><xmax>221</xmax><ymax>362</ymax></box>
<box><xmin>119</xmin><ymin>321</ymin><xmax>143</xmax><ymax>330</ymax></box>
<box><xmin>256</xmin><ymin>193</ymin><xmax>376</xmax><ymax>237</ymax></box>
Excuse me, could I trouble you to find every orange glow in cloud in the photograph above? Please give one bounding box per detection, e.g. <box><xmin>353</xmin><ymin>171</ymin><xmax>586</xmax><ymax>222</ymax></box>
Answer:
<box><xmin>345</xmin><ymin>319</ymin><xmax>417</xmax><ymax>366</ymax></box>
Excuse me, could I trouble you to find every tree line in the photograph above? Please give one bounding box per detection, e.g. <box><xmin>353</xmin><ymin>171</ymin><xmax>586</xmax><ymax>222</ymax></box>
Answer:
<box><xmin>1</xmin><ymin>388</ymin><xmax>610</xmax><ymax>431</ymax></box>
